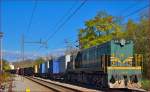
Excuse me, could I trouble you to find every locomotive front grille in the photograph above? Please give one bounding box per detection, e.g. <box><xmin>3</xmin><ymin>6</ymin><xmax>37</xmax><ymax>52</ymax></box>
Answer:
<box><xmin>107</xmin><ymin>66</ymin><xmax>142</xmax><ymax>88</ymax></box>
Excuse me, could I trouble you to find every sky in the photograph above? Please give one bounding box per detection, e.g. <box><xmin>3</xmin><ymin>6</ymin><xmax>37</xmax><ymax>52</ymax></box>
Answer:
<box><xmin>1</xmin><ymin>0</ymin><xmax>149</xmax><ymax>62</ymax></box>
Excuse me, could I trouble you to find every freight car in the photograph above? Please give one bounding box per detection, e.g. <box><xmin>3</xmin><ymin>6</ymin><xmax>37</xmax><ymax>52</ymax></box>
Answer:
<box><xmin>6</xmin><ymin>69</ymin><xmax>17</xmax><ymax>74</ymax></box>
<box><xmin>48</xmin><ymin>56</ymin><xmax>64</xmax><ymax>80</ymax></box>
<box><xmin>18</xmin><ymin>67</ymin><xmax>34</xmax><ymax>76</ymax></box>
<box><xmin>33</xmin><ymin>65</ymin><xmax>39</xmax><ymax>77</ymax></box>
<box><xmin>39</xmin><ymin>62</ymin><xmax>48</xmax><ymax>78</ymax></box>
<box><xmin>65</xmin><ymin>39</ymin><xmax>142</xmax><ymax>88</ymax></box>
<box><xmin>33</xmin><ymin>55</ymin><xmax>71</xmax><ymax>80</ymax></box>
<box><xmin>23</xmin><ymin>67</ymin><xmax>34</xmax><ymax>76</ymax></box>
<box><xmin>48</xmin><ymin>55</ymin><xmax>71</xmax><ymax>80</ymax></box>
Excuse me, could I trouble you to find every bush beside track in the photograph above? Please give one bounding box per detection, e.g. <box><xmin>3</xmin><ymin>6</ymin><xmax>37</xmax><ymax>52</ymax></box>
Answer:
<box><xmin>0</xmin><ymin>72</ymin><xmax>13</xmax><ymax>90</ymax></box>
<box><xmin>141</xmin><ymin>79</ymin><xmax>150</xmax><ymax>91</ymax></box>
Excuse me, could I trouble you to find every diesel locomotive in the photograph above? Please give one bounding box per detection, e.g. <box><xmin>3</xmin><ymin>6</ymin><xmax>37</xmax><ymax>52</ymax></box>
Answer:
<box><xmin>66</xmin><ymin>39</ymin><xmax>142</xmax><ymax>88</ymax></box>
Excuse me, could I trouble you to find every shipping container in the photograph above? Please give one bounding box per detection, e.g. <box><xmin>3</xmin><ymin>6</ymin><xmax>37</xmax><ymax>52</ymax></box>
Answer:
<box><xmin>49</xmin><ymin>60</ymin><xmax>59</xmax><ymax>74</ymax></box>
<box><xmin>40</xmin><ymin>63</ymin><xmax>46</xmax><ymax>73</ymax></box>
<box><xmin>38</xmin><ymin>63</ymin><xmax>40</xmax><ymax>73</ymax></box>
<box><xmin>34</xmin><ymin>65</ymin><xmax>38</xmax><ymax>73</ymax></box>
<box><xmin>45</xmin><ymin>61</ymin><xmax>49</xmax><ymax>73</ymax></box>
<box><xmin>49</xmin><ymin>56</ymin><xmax>65</xmax><ymax>74</ymax></box>
<box><xmin>65</xmin><ymin>54</ymin><xmax>71</xmax><ymax>69</ymax></box>
<box><xmin>33</xmin><ymin>64</ymin><xmax>40</xmax><ymax>77</ymax></box>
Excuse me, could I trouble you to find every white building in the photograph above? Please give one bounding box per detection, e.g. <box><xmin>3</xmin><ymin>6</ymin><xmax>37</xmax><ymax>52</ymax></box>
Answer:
<box><xmin>9</xmin><ymin>63</ymin><xmax>14</xmax><ymax>70</ymax></box>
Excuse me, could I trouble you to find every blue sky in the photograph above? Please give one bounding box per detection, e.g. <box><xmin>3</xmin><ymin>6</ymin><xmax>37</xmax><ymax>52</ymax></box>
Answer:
<box><xmin>1</xmin><ymin>0</ymin><xmax>149</xmax><ymax>61</ymax></box>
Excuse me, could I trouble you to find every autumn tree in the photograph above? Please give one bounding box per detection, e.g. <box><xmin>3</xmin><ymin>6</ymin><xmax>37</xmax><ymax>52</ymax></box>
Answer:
<box><xmin>78</xmin><ymin>11</ymin><xmax>122</xmax><ymax>49</ymax></box>
<box><xmin>124</xmin><ymin>11</ymin><xmax>150</xmax><ymax>79</ymax></box>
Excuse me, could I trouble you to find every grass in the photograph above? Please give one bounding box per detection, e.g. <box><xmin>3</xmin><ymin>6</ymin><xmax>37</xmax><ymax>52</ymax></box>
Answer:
<box><xmin>0</xmin><ymin>72</ymin><xmax>11</xmax><ymax>85</ymax></box>
<box><xmin>141</xmin><ymin>79</ymin><xmax>150</xmax><ymax>91</ymax></box>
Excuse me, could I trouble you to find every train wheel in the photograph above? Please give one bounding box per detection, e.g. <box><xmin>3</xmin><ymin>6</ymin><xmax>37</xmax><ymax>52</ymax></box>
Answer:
<box><xmin>97</xmin><ymin>81</ymin><xmax>103</xmax><ymax>89</ymax></box>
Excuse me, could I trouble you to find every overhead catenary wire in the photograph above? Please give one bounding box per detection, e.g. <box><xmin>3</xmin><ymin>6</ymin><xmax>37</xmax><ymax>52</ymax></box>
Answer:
<box><xmin>34</xmin><ymin>0</ymin><xmax>78</xmax><ymax>52</ymax></box>
<box><xmin>45</xmin><ymin>0</ymin><xmax>87</xmax><ymax>42</ymax></box>
<box><xmin>26</xmin><ymin>0</ymin><xmax>38</xmax><ymax>34</ymax></box>
<box><xmin>115</xmin><ymin>3</ymin><xmax>150</xmax><ymax>26</ymax></box>
<box><xmin>35</xmin><ymin>0</ymin><xmax>87</xmax><ymax>52</ymax></box>
<box><xmin>21</xmin><ymin>0</ymin><xmax>38</xmax><ymax>61</ymax></box>
<box><xmin>43</xmin><ymin>0</ymin><xmax>78</xmax><ymax>38</ymax></box>
<box><xmin>123</xmin><ymin>4</ymin><xmax>150</xmax><ymax>18</ymax></box>
<box><xmin>118</xmin><ymin>0</ymin><xmax>143</xmax><ymax>16</ymax></box>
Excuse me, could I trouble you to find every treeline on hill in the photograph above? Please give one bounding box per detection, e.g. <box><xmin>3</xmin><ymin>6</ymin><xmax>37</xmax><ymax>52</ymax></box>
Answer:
<box><xmin>12</xmin><ymin>57</ymin><xmax>45</xmax><ymax>68</ymax></box>
<box><xmin>78</xmin><ymin>11</ymin><xmax>150</xmax><ymax>79</ymax></box>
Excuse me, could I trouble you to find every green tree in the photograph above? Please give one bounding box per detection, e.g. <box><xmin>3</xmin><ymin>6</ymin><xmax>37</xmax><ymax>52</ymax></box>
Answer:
<box><xmin>2</xmin><ymin>59</ymin><xmax>11</xmax><ymax>71</ymax></box>
<box><xmin>95</xmin><ymin>15</ymin><xmax>113</xmax><ymax>35</ymax></box>
<box><xmin>78</xmin><ymin>11</ymin><xmax>122</xmax><ymax>49</ymax></box>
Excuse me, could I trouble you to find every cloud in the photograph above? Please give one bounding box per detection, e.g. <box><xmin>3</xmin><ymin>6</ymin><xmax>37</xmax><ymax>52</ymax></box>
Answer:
<box><xmin>3</xmin><ymin>50</ymin><xmax>44</xmax><ymax>62</ymax></box>
<box><xmin>3</xmin><ymin>48</ymin><xmax>67</xmax><ymax>62</ymax></box>
<box><xmin>48</xmin><ymin>48</ymin><xmax>66</xmax><ymax>55</ymax></box>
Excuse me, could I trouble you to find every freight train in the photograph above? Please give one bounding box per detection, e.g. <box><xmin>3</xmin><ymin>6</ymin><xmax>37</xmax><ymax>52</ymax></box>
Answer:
<box><xmin>7</xmin><ymin>39</ymin><xmax>143</xmax><ymax>88</ymax></box>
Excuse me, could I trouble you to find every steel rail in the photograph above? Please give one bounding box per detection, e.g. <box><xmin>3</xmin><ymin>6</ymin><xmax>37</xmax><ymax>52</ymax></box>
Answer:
<box><xmin>25</xmin><ymin>76</ymin><xmax>81</xmax><ymax>92</ymax></box>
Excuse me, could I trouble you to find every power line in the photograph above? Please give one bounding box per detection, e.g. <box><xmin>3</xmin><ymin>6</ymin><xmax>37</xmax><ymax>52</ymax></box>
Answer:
<box><xmin>118</xmin><ymin>1</ymin><xmax>142</xmax><ymax>16</ymax></box>
<box><xmin>45</xmin><ymin>0</ymin><xmax>87</xmax><ymax>43</ymax></box>
<box><xmin>23</xmin><ymin>0</ymin><xmax>38</xmax><ymax>59</ymax></box>
<box><xmin>116</xmin><ymin>4</ymin><xmax>150</xmax><ymax>25</ymax></box>
<box><xmin>123</xmin><ymin>4</ymin><xmax>150</xmax><ymax>18</ymax></box>
<box><xmin>36</xmin><ymin>0</ymin><xmax>87</xmax><ymax>52</ymax></box>
<box><xmin>43</xmin><ymin>0</ymin><xmax>78</xmax><ymax>38</ymax></box>
<box><xmin>26</xmin><ymin>0</ymin><xmax>38</xmax><ymax>34</ymax></box>
<box><xmin>35</xmin><ymin>0</ymin><xmax>79</xmax><ymax>52</ymax></box>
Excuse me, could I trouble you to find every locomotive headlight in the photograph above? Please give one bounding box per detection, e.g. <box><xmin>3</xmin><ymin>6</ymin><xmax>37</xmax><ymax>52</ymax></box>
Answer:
<box><xmin>114</xmin><ymin>40</ymin><xmax>119</xmax><ymax>43</ymax></box>
<box><xmin>120</xmin><ymin>39</ymin><xmax>125</xmax><ymax>46</ymax></box>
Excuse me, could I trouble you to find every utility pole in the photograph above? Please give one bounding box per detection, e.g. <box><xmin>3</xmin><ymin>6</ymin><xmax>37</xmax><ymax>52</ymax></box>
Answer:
<box><xmin>65</xmin><ymin>39</ymin><xmax>73</xmax><ymax>54</ymax></box>
<box><xmin>65</xmin><ymin>39</ymin><xmax>79</xmax><ymax>70</ymax></box>
<box><xmin>0</xmin><ymin>32</ymin><xmax>3</xmax><ymax>72</ymax></box>
<box><xmin>21</xmin><ymin>34</ymin><xmax>24</xmax><ymax>64</ymax></box>
<box><xmin>21</xmin><ymin>34</ymin><xmax>47</xmax><ymax>63</ymax></box>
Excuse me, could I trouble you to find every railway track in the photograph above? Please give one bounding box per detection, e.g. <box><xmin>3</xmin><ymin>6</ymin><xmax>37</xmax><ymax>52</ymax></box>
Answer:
<box><xmin>25</xmin><ymin>76</ymin><xmax>83</xmax><ymax>92</ymax></box>
<box><xmin>25</xmin><ymin>76</ymin><xmax>146</xmax><ymax>92</ymax></box>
